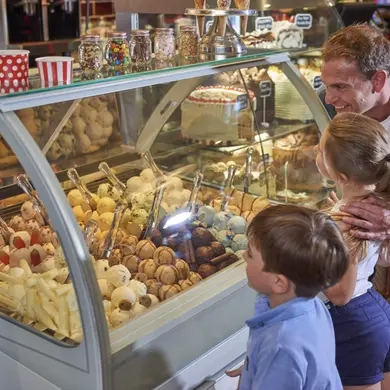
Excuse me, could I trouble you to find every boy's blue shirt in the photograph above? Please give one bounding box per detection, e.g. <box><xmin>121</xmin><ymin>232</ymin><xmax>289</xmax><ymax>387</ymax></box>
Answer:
<box><xmin>239</xmin><ymin>295</ymin><xmax>342</xmax><ymax>390</ymax></box>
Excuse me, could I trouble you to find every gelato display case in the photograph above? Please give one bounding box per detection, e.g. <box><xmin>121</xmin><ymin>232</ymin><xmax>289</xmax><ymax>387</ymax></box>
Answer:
<box><xmin>0</xmin><ymin>51</ymin><xmax>331</xmax><ymax>390</ymax></box>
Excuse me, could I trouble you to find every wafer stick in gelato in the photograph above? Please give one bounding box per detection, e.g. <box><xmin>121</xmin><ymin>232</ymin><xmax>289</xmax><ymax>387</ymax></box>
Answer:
<box><xmin>234</xmin><ymin>0</ymin><xmax>250</xmax><ymax>35</ymax></box>
<box><xmin>194</xmin><ymin>0</ymin><xmax>207</xmax><ymax>36</ymax></box>
<box><xmin>217</xmin><ymin>0</ymin><xmax>232</xmax><ymax>36</ymax></box>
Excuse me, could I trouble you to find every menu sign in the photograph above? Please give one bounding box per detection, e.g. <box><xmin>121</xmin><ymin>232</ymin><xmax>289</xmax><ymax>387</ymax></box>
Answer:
<box><xmin>295</xmin><ymin>14</ymin><xmax>313</xmax><ymax>29</ymax></box>
<box><xmin>255</xmin><ymin>16</ymin><xmax>274</xmax><ymax>31</ymax></box>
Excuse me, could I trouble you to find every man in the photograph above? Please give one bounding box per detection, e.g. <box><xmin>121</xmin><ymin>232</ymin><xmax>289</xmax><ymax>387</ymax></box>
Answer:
<box><xmin>319</xmin><ymin>24</ymin><xmax>390</xmax><ymax>241</ymax></box>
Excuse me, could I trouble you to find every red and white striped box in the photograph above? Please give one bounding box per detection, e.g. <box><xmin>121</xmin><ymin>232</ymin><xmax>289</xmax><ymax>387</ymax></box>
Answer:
<box><xmin>0</xmin><ymin>50</ymin><xmax>29</xmax><ymax>94</ymax></box>
<box><xmin>35</xmin><ymin>56</ymin><xmax>74</xmax><ymax>88</ymax></box>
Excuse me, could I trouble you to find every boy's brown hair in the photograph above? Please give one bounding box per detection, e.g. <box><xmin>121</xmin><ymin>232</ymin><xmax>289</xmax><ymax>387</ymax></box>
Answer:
<box><xmin>247</xmin><ymin>205</ymin><xmax>349</xmax><ymax>298</ymax></box>
<box><xmin>322</xmin><ymin>24</ymin><xmax>390</xmax><ymax>79</ymax></box>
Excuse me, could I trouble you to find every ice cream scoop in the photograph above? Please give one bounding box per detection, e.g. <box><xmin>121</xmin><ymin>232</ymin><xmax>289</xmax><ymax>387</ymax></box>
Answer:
<box><xmin>67</xmin><ymin>168</ymin><xmax>98</xmax><ymax>210</ymax></box>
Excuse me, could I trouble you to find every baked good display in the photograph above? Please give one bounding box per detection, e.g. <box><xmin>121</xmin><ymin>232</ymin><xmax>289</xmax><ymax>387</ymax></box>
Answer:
<box><xmin>2</xmin><ymin>95</ymin><xmax>120</xmax><ymax>168</ymax></box>
<box><xmin>268</xmin><ymin>65</ymin><xmax>321</xmax><ymax>121</ymax></box>
<box><xmin>270</xmin><ymin>125</ymin><xmax>323</xmax><ymax>193</ymax></box>
<box><xmin>207</xmin><ymin>68</ymin><xmax>275</xmax><ymax>127</ymax></box>
<box><xmin>242</xmin><ymin>20</ymin><xmax>304</xmax><ymax>50</ymax></box>
<box><xmin>181</xmin><ymin>85</ymin><xmax>257</xmax><ymax>145</ymax></box>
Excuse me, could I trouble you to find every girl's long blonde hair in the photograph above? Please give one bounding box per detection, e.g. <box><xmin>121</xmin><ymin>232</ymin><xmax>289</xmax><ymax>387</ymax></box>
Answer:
<box><xmin>324</xmin><ymin>112</ymin><xmax>390</xmax><ymax>263</ymax></box>
<box><xmin>325</xmin><ymin>112</ymin><xmax>390</xmax><ymax>199</ymax></box>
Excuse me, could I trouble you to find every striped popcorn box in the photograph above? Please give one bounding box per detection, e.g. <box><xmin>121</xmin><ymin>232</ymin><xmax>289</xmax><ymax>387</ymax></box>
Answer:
<box><xmin>35</xmin><ymin>56</ymin><xmax>74</xmax><ymax>88</ymax></box>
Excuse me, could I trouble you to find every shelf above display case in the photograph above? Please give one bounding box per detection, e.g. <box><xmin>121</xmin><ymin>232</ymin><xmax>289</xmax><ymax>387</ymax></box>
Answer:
<box><xmin>0</xmin><ymin>51</ymin><xmax>289</xmax><ymax>111</ymax></box>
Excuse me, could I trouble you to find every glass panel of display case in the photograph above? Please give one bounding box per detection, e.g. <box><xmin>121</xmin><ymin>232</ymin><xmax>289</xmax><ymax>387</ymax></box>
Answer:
<box><xmin>0</xmin><ymin>140</ymin><xmax>83</xmax><ymax>346</ymax></box>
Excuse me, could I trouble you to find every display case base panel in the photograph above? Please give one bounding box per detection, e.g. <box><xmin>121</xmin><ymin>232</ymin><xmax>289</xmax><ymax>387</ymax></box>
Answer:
<box><xmin>112</xmin><ymin>284</ymin><xmax>256</xmax><ymax>390</ymax></box>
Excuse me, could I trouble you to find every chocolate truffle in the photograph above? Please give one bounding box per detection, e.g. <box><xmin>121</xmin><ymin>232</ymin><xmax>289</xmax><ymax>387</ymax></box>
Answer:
<box><xmin>210</xmin><ymin>241</ymin><xmax>226</xmax><ymax>257</ymax></box>
<box><xmin>153</xmin><ymin>246</ymin><xmax>176</xmax><ymax>266</ymax></box>
<box><xmin>108</xmin><ymin>249</ymin><xmax>123</xmax><ymax>267</ymax></box>
<box><xmin>136</xmin><ymin>240</ymin><xmax>156</xmax><ymax>260</ymax></box>
<box><xmin>138</xmin><ymin>259</ymin><xmax>157</xmax><ymax>279</ymax></box>
<box><xmin>134</xmin><ymin>272</ymin><xmax>148</xmax><ymax>284</ymax></box>
<box><xmin>121</xmin><ymin>255</ymin><xmax>141</xmax><ymax>273</ymax></box>
<box><xmin>159</xmin><ymin>284</ymin><xmax>182</xmax><ymax>301</ymax></box>
<box><xmin>178</xmin><ymin>279</ymin><xmax>193</xmax><ymax>290</ymax></box>
<box><xmin>191</xmin><ymin>227</ymin><xmax>215</xmax><ymax>248</ymax></box>
<box><xmin>198</xmin><ymin>263</ymin><xmax>218</xmax><ymax>278</ymax></box>
<box><xmin>175</xmin><ymin>259</ymin><xmax>190</xmax><ymax>280</ymax></box>
<box><xmin>195</xmin><ymin>246</ymin><xmax>215</xmax><ymax>264</ymax></box>
<box><xmin>188</xmin><ymin>271</ymin><xmax>202</xmax><ymax>284</ymax></box>
<box><xmin>146</xmin><ymin>279</ymin><xmax>163</xmax><ymax>296</ymax></box>
<box><xmin>155</xmin><ymin>265</ymin><xmax>179</xmax><ymax>285</ymax></box>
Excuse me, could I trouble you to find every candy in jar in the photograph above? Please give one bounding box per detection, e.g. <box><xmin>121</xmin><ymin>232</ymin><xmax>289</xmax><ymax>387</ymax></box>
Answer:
<box><xmin>130</xmin><ymin>30</ymin><xmax>152</xmax><ymax>65</ymax></box>
<box><xmin>78</xmin><ymin>34</ymin><xmax>103</xmax><ymax>72</ymax></box>
<box><xmin>178</xmin><ymin>25</ymin><xmax>198</xmax><ymax>58</ymax></box>
<box><xmin>154</xmin><ymin>28</ymin><xmax>175</xmax><ymax>62</ymax></box>
<box><xmin>105</xmin><ymin>32</ymin><xmax>130</xmax><ymax>67</ymax></box>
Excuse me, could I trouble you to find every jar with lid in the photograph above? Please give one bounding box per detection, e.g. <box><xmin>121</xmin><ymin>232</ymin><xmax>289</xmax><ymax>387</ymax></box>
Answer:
<box><xmin>104</xmin><ymin>32</ymin><xmax>130</xmax><ymax>67</ymax></box>
<box><xmin>78</xmin><ymin>35</ymin><xmax>103</xmax><ymax>72</ymax></box>
<box><xmin>178</xmin><ymin>25</ymin><xmax>198</xmax><ymax>58</ymax></box>
<box><xmin>154</xmin><ymin>28</ymin><xmax>175</xmax><ymax>62</ymax></box>
<box><xmin>130</xmin><ymin>30</ymin><xmax>152</xmax><ymax>65</ymax></box>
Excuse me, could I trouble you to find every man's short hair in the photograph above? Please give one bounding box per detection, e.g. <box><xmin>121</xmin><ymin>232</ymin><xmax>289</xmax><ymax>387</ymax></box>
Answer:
<box><xmin>247</xmin><ymin>205</ymin><xmax>349</xmax><ymax>298</ymax></box>
<box><xmin>323</xmin><ymin>24</ymin><xmax>390</xmax><ymax>79</ymax></box>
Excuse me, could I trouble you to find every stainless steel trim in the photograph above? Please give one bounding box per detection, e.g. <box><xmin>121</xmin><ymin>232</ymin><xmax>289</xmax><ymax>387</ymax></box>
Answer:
<box><xmin>0</xmin><ymin>52</ymin><xmax>290</xmax><ymax>112</ymax></box>
<box><xmin>0</xmin><ymin>111</ymin><xmax>112</xmax><ymax>390</ymax></box>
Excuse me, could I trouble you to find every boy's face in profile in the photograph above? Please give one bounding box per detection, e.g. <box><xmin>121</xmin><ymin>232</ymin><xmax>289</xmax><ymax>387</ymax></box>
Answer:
<box><xmin>243</xmin><ymin>243</ymin><xmax>274</xmax><ymax>295</ymax></box>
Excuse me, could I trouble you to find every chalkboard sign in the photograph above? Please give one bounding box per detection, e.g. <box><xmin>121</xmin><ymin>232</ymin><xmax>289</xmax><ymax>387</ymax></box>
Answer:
<box><xmin>255</xmin><ymin>16</ymin><xmax>274</xmax><ymax>31</ymax></box>
<box><xmin>236</xmin><ymin>94</ymin><xmax>249</xmax><ymax>111</ymax></box>
<box><xmin>313</xmin><ymin>75</ymin><xmax>322</xmax><ymax>89</ymax></box>
<box><xmin>295</xmin><ymin>14</ymin><xmax>313</xmax><ymax>29</ymax></box>
<box><xmin>259</xmin><ymin>81</ymin><xmax>272</xmax><ymax>98</ymax></box>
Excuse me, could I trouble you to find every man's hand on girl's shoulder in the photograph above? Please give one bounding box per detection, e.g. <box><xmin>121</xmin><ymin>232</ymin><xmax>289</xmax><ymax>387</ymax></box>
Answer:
<box><xmin>340</xmin><ymin>196</ymin><xmax>390</xmax><ymax>241</ymax></box>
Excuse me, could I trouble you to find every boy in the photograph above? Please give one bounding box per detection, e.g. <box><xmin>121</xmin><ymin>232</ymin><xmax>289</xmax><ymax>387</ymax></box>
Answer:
<box><xmin>232</xmin><ymin>205</ymin><xmax>349</xmax><ymax>389</ymax></box>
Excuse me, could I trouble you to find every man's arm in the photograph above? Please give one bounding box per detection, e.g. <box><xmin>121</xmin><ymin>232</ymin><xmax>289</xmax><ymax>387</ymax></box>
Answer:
<box><xmin>340</xmin><ymin>196</ymin><xmax>390</xmax><ymax>241</ymax></box>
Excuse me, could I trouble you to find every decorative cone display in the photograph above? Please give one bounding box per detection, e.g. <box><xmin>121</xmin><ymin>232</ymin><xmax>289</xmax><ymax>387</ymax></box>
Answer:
<box><xmin>217</xmin><ymin>0</ymin><xmax>232</xmax><ymax>36</ymax></box>
<box><xmin>194</xmin><ymin>0</ymin><xmax>207</xmax><ymax>36</ymax></box>
<box><xmin>234</xmin><ymin>0</ymin><xmax>250</xmax><ymax>35</ymax></box>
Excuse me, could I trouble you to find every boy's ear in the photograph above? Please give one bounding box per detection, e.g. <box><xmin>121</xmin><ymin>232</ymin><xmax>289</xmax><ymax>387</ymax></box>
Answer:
<box><xmin>272</xmin><ymin>274</ymin><xmax>290</xmax><ymax>295</ymax></box>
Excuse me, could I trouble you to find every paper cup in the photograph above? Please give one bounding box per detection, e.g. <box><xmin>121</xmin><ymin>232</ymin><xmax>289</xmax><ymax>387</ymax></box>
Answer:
<box><xmin>0</xmin><ymin>50</ymin><xmax>29</xmax><ymax>94</ymax></box>
<box><xmin>36</xmin><ymin>56</ymin><xmax>74</xmax><ymax>88</ymax></box>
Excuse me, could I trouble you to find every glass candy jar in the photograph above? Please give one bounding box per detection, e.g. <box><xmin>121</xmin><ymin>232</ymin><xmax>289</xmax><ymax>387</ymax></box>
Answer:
<box><xmin>105</xmin><ymin>32</ymin><xmax>130</xmax><ymax>67</ymax></box>
<box><xmin>154</xmin><ymin>28</ymin><xmax>175</xmax><ymax>62</ymax></box>
<box><xmin>78</xmin><ymin>35</ymin><xmax>103</xmax><ymax>72</ymax></box>
<box><xmin>130</xmin><ymin>30</ymin><xmax>152</xmax><ymax>65</ymax></box>
<box><xmin>178</xmin><ymin>25</ymin><xmax>198</xmax><ymax>58</ymax></box>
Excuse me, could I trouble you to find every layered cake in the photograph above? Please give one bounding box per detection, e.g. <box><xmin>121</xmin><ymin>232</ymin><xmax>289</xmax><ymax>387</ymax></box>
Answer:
<box><xmin>242</xmin><ymin>20</ymin><xmax>304</xmax><ymax>49</ymax></box>
<box><xmin>203</xmin><ymin>68</ymin><xmax>275</xmax><ymax>127</ymax></box>
<box><xmin>268</xmin><ymin>65</ymin><xmax>321</xmax><ymax>121</ymax></box>
<box><xmin>270</xmin><ymin>124</ymin><xmax>323</xmax><ymax>192</ymax></box>
<box><xmin>181</xmin><ymin>86</ymin><xmax>257</xmax><ymax>145</ymax></box>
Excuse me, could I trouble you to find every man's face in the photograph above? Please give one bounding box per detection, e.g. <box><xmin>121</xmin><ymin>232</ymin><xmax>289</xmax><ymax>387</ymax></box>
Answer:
<box><xmin>321</xmin><ymin>59</ymin><xmax>377</xmax><ymax>114</ymax></box>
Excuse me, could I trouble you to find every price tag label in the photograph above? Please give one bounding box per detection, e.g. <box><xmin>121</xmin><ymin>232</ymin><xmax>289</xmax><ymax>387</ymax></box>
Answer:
<box><xmin>313</xmin><ymin>75</ymin><xmax>322</xmax><ymax>89</ymax></box>
<box><xmin>259</xmin><ymin>81</ymin><xmax>272</xmax><ymax>98</ymax></box>
<box><xmin>295</xmin><ymin>13</ymin><xmax>313</xmax><ymax>29</ymax></box>
<box><xmin>236</xmin><ymin>94</ymin><xmax>249</xmax><ymax>111</ymax></box>
<box><xmin>255</xmin><ymin>16</ymin><xmax>274</xmax><ymax>31</ymax></box>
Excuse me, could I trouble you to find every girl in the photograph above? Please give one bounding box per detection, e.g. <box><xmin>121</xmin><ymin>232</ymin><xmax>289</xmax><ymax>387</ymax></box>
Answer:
<box><xmin>316</xmin><ymin>112</ymin><xmax>390</xmax><ymax>390</ymax></box>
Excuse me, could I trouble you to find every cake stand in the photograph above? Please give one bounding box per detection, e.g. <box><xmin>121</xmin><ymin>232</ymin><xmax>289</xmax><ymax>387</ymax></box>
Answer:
<box><xmin>185</xmin><ymin>9</ymin><xmax>258</xmax><ymax>56</ymax></box>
